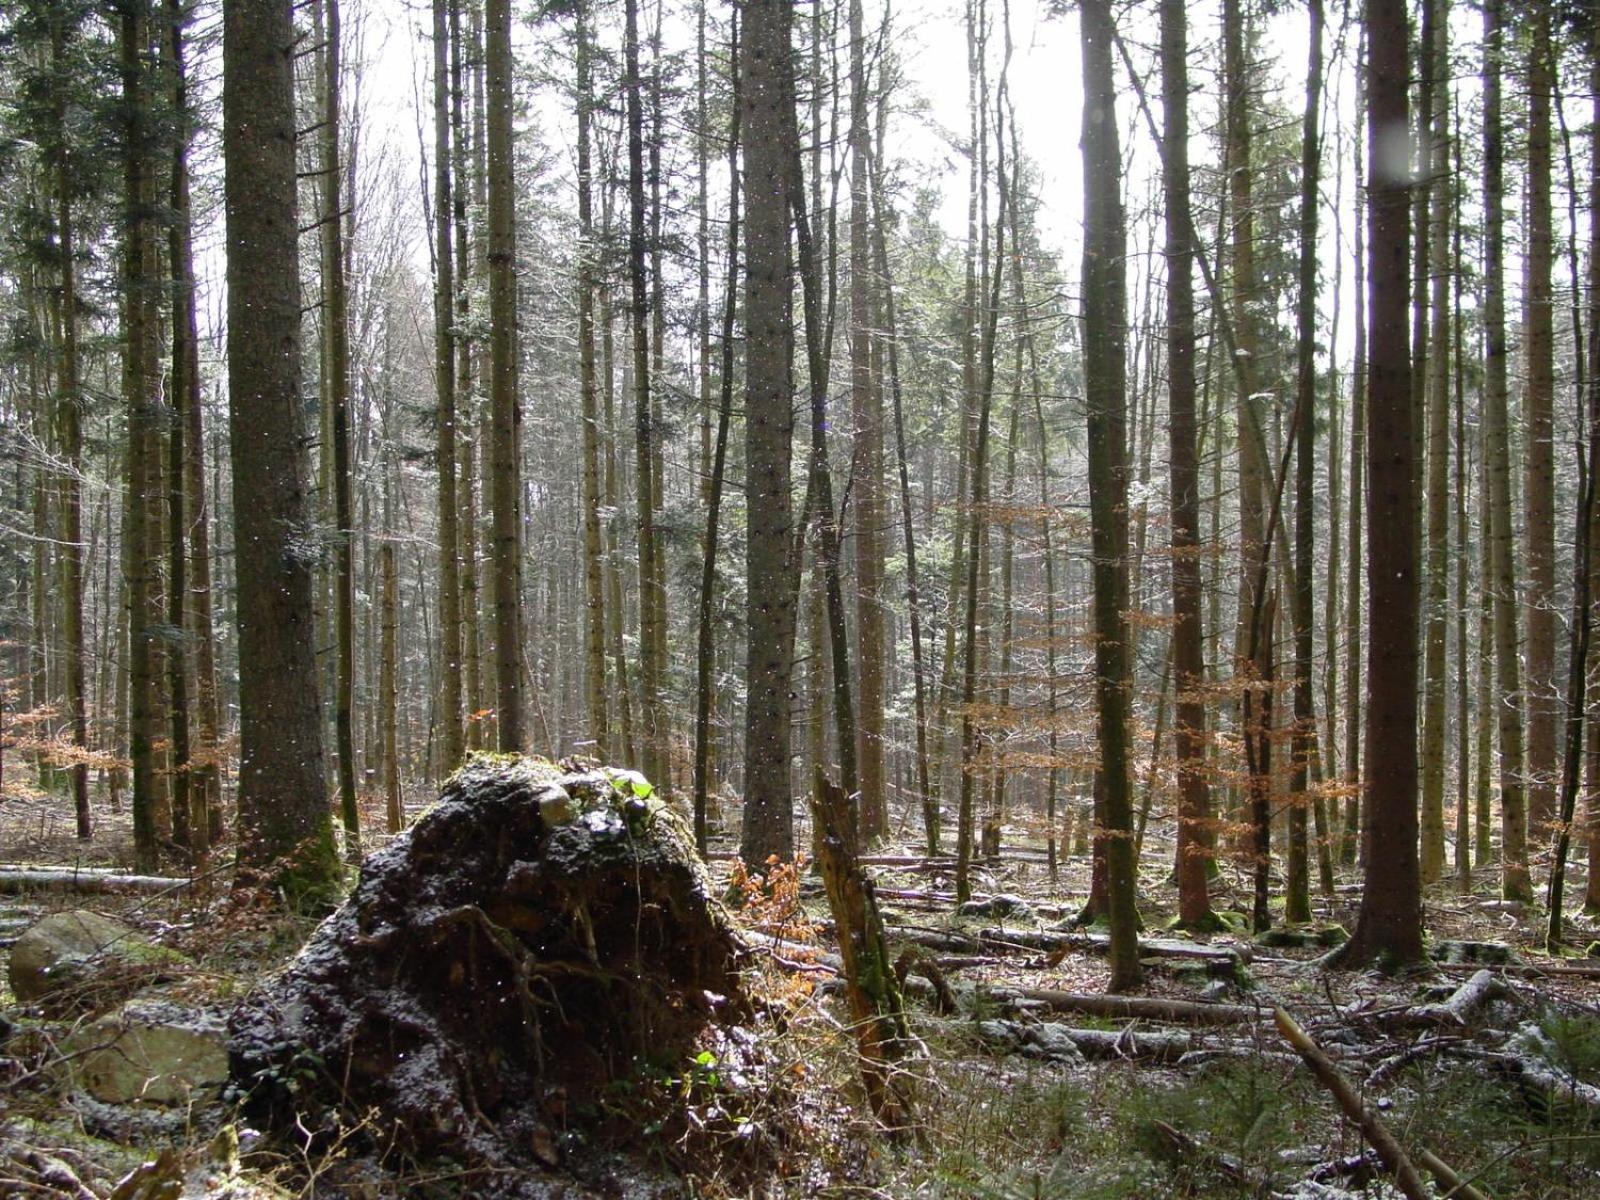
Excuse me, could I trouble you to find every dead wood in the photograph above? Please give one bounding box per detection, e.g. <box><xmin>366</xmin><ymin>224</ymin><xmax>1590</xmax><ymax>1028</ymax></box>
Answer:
<box><xmin>1276</xmin><ymin>1006</ymin><xmax>1485</xmax><ymax>1200</ymax></box>
<box><xmin>991</xmin><ymin>988</ymin><xmax>1261</xmax><ymax>1026</ymax></box>
<box><xmin>981</xmin><ymin>1018</ymin><xmax>1203</xmax><ymax>1063</ymax></box>
<box><xmin>881</xmin><ymin>922</ymin><xmax>1242</xmax><ymax>967</ymax></box>
<box><xmin>810</xmin><ymin>770</ymin><xmax>915</xmax><ymax>1130</ymax></box>
<box><xmin>0</xmin><ymin>866</ymin><xmax>192</xmax><ymax>896</ymax></box>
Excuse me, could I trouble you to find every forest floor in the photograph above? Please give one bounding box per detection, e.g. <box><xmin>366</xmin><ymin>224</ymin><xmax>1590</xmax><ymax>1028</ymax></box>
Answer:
<box><xmin>5</xmin><ymin>784</ymin><xmax>1600</xmax><ymax>1198</ymax></box>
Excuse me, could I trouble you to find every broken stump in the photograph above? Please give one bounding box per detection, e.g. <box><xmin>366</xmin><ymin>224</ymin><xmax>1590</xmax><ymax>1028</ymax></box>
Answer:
<box><xmin>229</xmin><ymin>759</ymin><xmax>746</xmax><ymax>1187</ymax></box>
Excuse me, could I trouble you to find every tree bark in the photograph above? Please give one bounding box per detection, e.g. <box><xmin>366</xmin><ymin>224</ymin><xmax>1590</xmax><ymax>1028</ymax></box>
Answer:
<box><xmin>1287</xmin><ymin>0</ymin><xmax>1323</xmax><ymax>926</ymax></box>
<box><xmin>1329</xmin><ymin>0</ymin><xmax>1422</xmax><ymax>969</ymax></box>
<box><xmin>1523</xmin><ymin>1</ymin><xmax>1558</xmax><ymax>840</ymax></box>
<box><xmin>433</xmin><ymin>0</ymin><xmax>465</xmax><ymax>771</ymax></box>
<box><xmin>224</xmin><ymin>0</ymin><xmax>339</xmax><ymax>898</ymax></box>
<box><xmin>738</xmin><ymin>0</ymin><xmax>799</xmax><ymax>867</ymax></box>
<box><xmin>1080</xmin><ymin>0</ymin><xmax>1139</xmax><ymax>993</ymax></box>
<box><xmin>1483</xmin><ymin>0</ymin><xmax>1531</xmax><ymax>901</ymax></box>
<box><xmin>1161</xmin><ymin>0</ymin><xmax>1215</xmax><ymax>931</ymax></box>
<box><xmin>486</xmin><ymin>0</ymin><xmax>524</xmax><ymax>752</ymax></box>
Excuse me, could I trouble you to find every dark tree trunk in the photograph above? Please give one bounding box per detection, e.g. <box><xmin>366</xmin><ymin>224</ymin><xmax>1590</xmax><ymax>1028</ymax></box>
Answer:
<box><xmin>1080</xmin><ymin>0</ymin><xmax>1140</xmax><ymax>992</ymax></box>
<box><xmin>1330</xmin><ymin>0</ymin><xmax>1423</xmax><ymax>970</ymax></box>
<box><xmin>224</xmin><ymin>0</ymin><xmax>339</xmax><ymax>899</ymax></box>
<box><xmin>486</xmin><ymin>0</ymin><xmax>524</xmax><ymax>752</ymax></box>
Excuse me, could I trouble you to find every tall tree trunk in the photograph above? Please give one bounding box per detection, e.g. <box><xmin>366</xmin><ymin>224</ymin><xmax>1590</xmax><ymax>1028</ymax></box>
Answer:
<box><xmin>1161</xmin><ymin>0</ymin><xmax>1215</xmax><ymax>931</ymax></box>
<box><xmin>321</xmin><ymin>0</ymin><xmax>359</xmax><ymax>858</ymax></box>
<box><xmin>1331</xmin><ymin>0</ymin><xmax>1422</xmax><ymax>970</ymax></box>
<box><xmin>954</xmin><ymin>12</ymin><xmax>1009</xmax><ymax>907</ymax></box>
<box><xmin>626</xmin><ymin>0</ymin><xmax>667</xmax><ymax>791</ymax></box>
<box><xmin>1585</xmin><ymin>36</ymin><xmax>1600</xmax><ymax>917</ymax></box>
<box><xmin>52</xmin><ymin>7</ymin><xmax>89</xmax><ymax>841</ymax></box>
<box><xmin>433</xmin><ymin>0</ymin><xmax>465</xmax><ymax>771</ymax></box>
<box><xmin>1483</xmin><ymin>0</ymin><xmax>1531</xmax><ymax>901</ymax></box>
<box><xmin>122</xmin><ymin>0</ymin><xmax>163</xmax><ymax>873</ymax></box>
<box><xmin>224</xmin><ymin>0</ymin><xmax>339</xmax><ymax>899</ymax></box>
<box><xmin>849</xmin><ymin>0</ymin><xmax>886</xmax><ymax>843</ymax></box>
<box><xmin>380</xmin><ymin>539</ymin><xmax>401</xmax><ymax>833</ymax></box>
<box><xmin>167</xmin><ymin>0</ymin><xmax>221</xmax><ymax>846</ymax></box>
<box><xmin>576</xmin><ymin>0</ymin><xmax>608</xmax><ymax>758</ymax></box>
<box><xmin>1419</xmin><ymin>0</ymin><xmax>1451</xmax><ymax>885</ymax></box>
<box><xmin>738</xmin><ymin>0</ymin><xmax>799</xmax><ymax>867</ymax></box>
<box><xmin>1523</xmin><ymin>0</ymin><xmax>1558</xmax><ymax>840</ymax></box>
<box><xmin>486</xmin><ymin>0</ymin><xmax>524</xmax><ymax>752</ymax></box>
<box><xmin>694</xmin><ymin>13</ymin><xmax>740</xmax><ymax>855</ymax></box>
<box><xmin>870</xmin><ymin>146</ymin><xmax>936</xmax><ymax>856</ymax></box>
<box><xmin>1286</xmin><ymin>0</ymin><xmax>1323</xmax><ymax>927</ymax></box>
<box><xmin>1080</xmin><ymin>0</ymin><xmax>1140</xmax><ymax>992</ymax></box>
<box><xmin>1342</xmin><ymin>37</ymin><xmax>1366</xmax><ymax>865</ymax></box>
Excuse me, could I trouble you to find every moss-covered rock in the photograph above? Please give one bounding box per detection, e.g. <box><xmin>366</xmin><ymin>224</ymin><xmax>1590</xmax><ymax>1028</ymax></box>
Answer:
<box><xmin>7</xmin><ymin>911</ymin><xmax>185</xmax><ymax>1012</ymax></box>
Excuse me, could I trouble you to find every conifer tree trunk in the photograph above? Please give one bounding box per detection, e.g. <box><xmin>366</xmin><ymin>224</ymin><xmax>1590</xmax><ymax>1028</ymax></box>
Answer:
<box><xmin>1161</xmin><ymin>0</ymin><xmax>1215</xmax><ymax>931</ymax></box>
<box><xmin>1342</xmin><ymin>45</ymin><xmax>1366</xmax><ymax>865</ymax></box>
<box><xmin>122</xmin><ymin>0</ymin><xmax>163</xmax><ymax>873</ymax></box>
<box><xmin>380</xmin><ymin>539</ymin><xmax>401</xmax><ymax>833</ymax></box>
<box><xmin>1080</xmin><ymin>0</ymin><xmax>1139</xmax><ymax>992</ymax></box>
<box><xmin>850</xmin><ymin>0</ymin><xmax>887</xmax><ymax>844</ymax></box>
<box><xmin>1286</xmin><ymin>0</ymin><xmax>1323</xmax><ymax>927</ymax></box>
<box><xmin>1483</xmin><ymin>0</ymin><xmax>1531</xmax><ymax>900</ymax></box>
<box><xmin>1524</xmin><ymin>0</ymin><xmax>1558</xmax><ymax>840</ymax></box>
<box><xmin>694</xmin><ymin>14</ymin><xmax>739</xmax><ymax>855</ymax></box>
<box><xmin>626</xmin><ymin>0</ymin><xmax>667</xmax><ymax>791</ymax></box>
<box><xmin>51</xmin><ymin>7</ymin><xmax>89</xmax><ymax>842</ymax></box>
<box><xmin>433</xmin><ymin>0</ymin><xmax>465</xmax><ymax>771</ymax></box>
<box><xmin>224</xmin><ymin>0</ymin><xmax>338</xmax><ymax>897</ymax></box>
<box><xmin>167</xmin><ymin>0</ymin><xmax>221</xmax><ymax>847</ymax></box>
<box><xmin>1331</xmin><ymin>0</ymin><xmax>1422</xmax><ymax>970</ymax></box>
<box><xmin>319</xmin><ymin>0</ymin><xmax>359</xmax><ymax>857</ymax></box>
<box><xmin>738</xmin><ymin>0</ymin><xmax>799</xmax><ymax>867</ymax></box>
<box><xmin>486</xmin><ymin>0</ymin><xmax>524</xmax><ymax>752</ymax></box>
<box><xmin>576</xmin><ymin>0</ymin><xmax>608</xmax><ymax>758</ymax></box>
<box><xmin>1419</xmin><ymin>0</ymin><xmax>1451</xmax><ymax>885</ymax></box>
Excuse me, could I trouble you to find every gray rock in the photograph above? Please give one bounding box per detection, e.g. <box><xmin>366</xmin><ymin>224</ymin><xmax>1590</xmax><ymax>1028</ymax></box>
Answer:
<box><xmin>7</xmin><ymin>910</ymin><xmax>182</xmax><ymax>1008</ymax></box>
<box><xmin>62</xmin><ymin>998</ymin><xmax>228</xmax><ymax>1104</ymax></box>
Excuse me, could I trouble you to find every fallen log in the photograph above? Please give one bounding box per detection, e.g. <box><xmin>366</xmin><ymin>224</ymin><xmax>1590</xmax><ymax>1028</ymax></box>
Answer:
<box><xmin>980</xmin><ymin>1018</ymin><xmax>1202</xmax><ymax>1063</ymax></box>
<box><xmin>993</xmin><ymin>988</ymin><xmax>1261</xmax><ymax>1026</ymax></box>
<box><xmin>882</xmin><ymin>922</ymin><xmax>1243</xmax><ymax>967</ymax></box>
<box><xmin>1411</xmin><ymin>969</ymin><xmax>1512</xmax><ymax>1026</ymax></box>
<box><xmin>0</xmin><ymin>866</ymin><xmax>193</xmax><ymax>896</ymax></box>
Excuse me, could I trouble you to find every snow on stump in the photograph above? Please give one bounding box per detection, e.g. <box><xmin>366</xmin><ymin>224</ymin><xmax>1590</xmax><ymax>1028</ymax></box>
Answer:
<box><xmin>228</xmin><ymin>758</ymin><xmax>747</xmax><ymax>1179</ymax></box>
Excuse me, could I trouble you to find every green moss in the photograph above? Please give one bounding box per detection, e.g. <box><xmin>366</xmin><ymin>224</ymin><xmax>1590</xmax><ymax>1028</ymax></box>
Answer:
<box><xmin>272</xmin><ymin>822</ymin><xmax>347</xmax><ymax>914</ymax></box>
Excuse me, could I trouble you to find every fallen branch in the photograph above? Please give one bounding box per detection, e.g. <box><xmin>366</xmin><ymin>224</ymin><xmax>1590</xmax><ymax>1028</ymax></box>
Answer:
<box><xmin>1275</xmin><ymin>1007</ymin><xmax>1487</xmax><ymax>1200</ymax></box>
